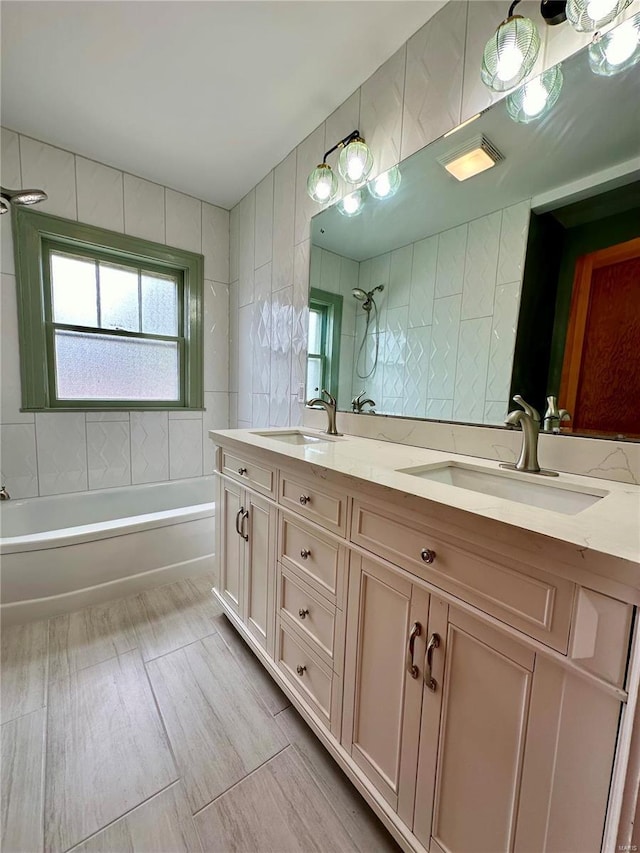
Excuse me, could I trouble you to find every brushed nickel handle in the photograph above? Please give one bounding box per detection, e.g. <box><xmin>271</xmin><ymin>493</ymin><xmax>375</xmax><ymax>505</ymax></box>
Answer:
<box><xmin>240</xmin><ymin>509</ymin><xmax>249</xmax><ymax>542</ymax></box>
<box><xmin>420</xmin><ymin>548</ymin><xmax>436</xmax><ymax>564</ymax></box>
<box><xmin>425</xmin><ymin>633</ymin><xmax>440</xmax><ymax>692</ymax></box>
<box><xmin>406</xmin><ymin>621</ymin><xmax>421</xmax><ymax>679</ymax></box>
<box><xmin>237</xmin><ymin>467</ymin><xmax>247</xmax><ymax>475</ymax></box>
<box><xmin>300</xmin><ymin>548</ymin><xmax>311</xmax><ymax>560</ymax></box>
<box><xmin>296</xmin><ymin>665</ymin><xmax>306</xmax><ymax>676</ymax></box>
<box><xmin>235</xmin><ymin>507</ymin><xmax>244</xmax><ymax>537</ymax></box>
<box><xmin>298</xmin><ymin>608</ymin><xmax>309</xmax><ymax>619</ymax></box>
<box><xmin>299</xmin><ymin>494</ymin><xmax>311</xmax><ymax>505</ymax></box>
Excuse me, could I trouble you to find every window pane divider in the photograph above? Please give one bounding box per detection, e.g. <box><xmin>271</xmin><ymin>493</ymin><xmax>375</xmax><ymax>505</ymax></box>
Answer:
<box><xmin>51</xmin><ymin>322</ymin><xmax>182</xmax><ymax>344</ymax></box>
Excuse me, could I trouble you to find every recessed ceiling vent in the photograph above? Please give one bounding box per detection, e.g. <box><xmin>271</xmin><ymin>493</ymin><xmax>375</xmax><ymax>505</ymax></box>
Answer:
<box><xmin>437</xmin><ymin>134</ymin><xmax>504</xmax><ymax>182</ymax></box>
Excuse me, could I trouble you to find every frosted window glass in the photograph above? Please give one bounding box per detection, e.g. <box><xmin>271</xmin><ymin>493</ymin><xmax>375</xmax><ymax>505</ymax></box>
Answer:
<box><xmin>99</xmin><ymin>263</ymin><xmax>140</xmax><ymax>331</ymax></box>
<box><xmin>55</xmin><ymin>331</ymin><xmax>179</xmax><ymax>400</ymax></box>
<box><xmin>307</xmin><ymin>356</ymin><xmax>322</xmax><ymax>397</ymax></box>
<box><xmin>308</xmin><ymin>309</ymin><xmax>321</xmax><ymax>354</ymax></box>
<box><xmin>51</xmin><ymin>253</ymin><xmax>97</xmax><ymax>326</ymax></box>
<box><xmin>141</xmin><ymin>273</ymin><xmax>178</xmax><ymax>336</ymax></box>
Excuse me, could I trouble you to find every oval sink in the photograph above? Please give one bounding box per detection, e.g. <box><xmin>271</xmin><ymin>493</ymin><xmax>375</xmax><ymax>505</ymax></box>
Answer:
<box><xmin>251</xmin><ymin>430</ymin><xmax>340</xmax><ymax>446</ymax></box>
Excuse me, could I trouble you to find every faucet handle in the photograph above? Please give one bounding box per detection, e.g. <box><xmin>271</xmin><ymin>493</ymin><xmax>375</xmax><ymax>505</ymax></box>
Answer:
<box><xmin>558</xmin><ymin>409</ymin><xmax>571</xmax><ymax>423</ymax></box>
<box><xmin>321</xmin><ymin>389</ymin><xmax>336</xmax><ymax>407</ymax></box>
<box><xmin>513</xmin><ymin>394</ymin><xmax>540</xmax><ymax>422</ymax></box>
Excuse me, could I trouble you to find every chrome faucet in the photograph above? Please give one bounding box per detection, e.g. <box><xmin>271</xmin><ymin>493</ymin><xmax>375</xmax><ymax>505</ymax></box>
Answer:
<box><xmin>0</xmin><ymin>485</ymin><xmax>10</xmax><ymax>500</ymax></box>
<box><xmin>500</xmin><ymin>395</ymin><xmax>558</xmax><ymax>477</ymax></box>
<box><xmin>306</xmin><ymin>389</ymin><xmax>341</xmax><ymax>436</ymax></box>
<box><xmin>543</xmin><ymin>396</ymin><xmax>571</xmax><ymax>433</ymax></box>
<box><xmin>351</xmin><ymin>390</ymin><xmax>376</xmax><ymax>414</ymax></box>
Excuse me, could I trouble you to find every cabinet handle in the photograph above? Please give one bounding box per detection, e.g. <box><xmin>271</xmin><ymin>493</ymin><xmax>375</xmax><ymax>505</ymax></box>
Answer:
<box><xmin>237</xmin><ymin>467</ymin><xmax>247</xmax><ymax>475</ymax></box>
<box><xmin>420</xmin><ymin>548</ymin><xmax>437</xmax><ymax>564</ymax></box>
<box><xmin>425</xmin><ymin>633</ymin><xmax>440</xmax><ymax>692</ymax></box>
<box><xmin>298</xmin><ymin>608</ymin><xmax>309</xmax><ymax>619</ymax></box>
<box><xmin>406</xmin><ymin>621</ymin><xmax>421</xmax><ymax>679</ymax></box>
<box><xmin>300</xmin><ymin>548</ymin><xmax>311</xmax><ymax>560</ymax></box>
<box><xmin>240</xmin><ymin>509</ymin><xmax>249</xmax><ymax>541</ymax></box>
<box><xmin>296</xmin><ymin>665</ymin><xmax>306</xmax><ymax>676</ymax></box>
<box><xmin>235</xmin><ymin>507</ymin><xmax>244</xmax><ymax>537</ymax></box>
<box><xmin>299</xmin><ymin>494</ymin><xmax>311</xmax><ymax>505</ymax></box>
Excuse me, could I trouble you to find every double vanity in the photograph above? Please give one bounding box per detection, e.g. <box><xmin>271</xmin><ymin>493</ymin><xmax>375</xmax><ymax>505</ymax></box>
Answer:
<box><xmin>209</xmin><ymin>425</ymin><xmax>640</xmax><ymax>853</ymax></box>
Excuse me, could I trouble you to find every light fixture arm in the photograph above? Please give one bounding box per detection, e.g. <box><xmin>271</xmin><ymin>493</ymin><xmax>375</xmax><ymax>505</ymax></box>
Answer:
<box><xmin>322</xmin><ymin>129</ymin><xmax>362</xmax><ymax>164</ymax></box>
<box><xmin>507</xmin><ymin>0</ymin><xmax>522</xmax><ymax>17</ymax></box>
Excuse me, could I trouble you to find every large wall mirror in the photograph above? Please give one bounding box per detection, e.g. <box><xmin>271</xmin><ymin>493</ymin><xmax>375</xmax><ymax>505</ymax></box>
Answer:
<box><xmin>308</xmin><ymin>36</ymin><xmax>640</xmax><ymax>441</ymax></box>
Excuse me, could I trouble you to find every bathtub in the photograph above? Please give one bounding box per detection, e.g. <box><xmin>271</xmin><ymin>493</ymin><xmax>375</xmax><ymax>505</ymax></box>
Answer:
<box><xmin>0</xmin><ymin>476</ymin><xmax>215</xmax><ymax>626</ymax></box>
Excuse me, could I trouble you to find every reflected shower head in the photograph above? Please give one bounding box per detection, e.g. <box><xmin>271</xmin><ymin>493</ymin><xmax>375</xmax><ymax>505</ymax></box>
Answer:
<box><xmin>352</xmin><ymin>288</ymin><xmax>368</xmax><ymax>301</ymax></box>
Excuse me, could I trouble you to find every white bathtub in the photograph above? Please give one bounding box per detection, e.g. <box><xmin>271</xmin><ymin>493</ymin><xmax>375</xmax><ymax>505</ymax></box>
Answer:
<box><xmin>0</xmin><ymin>476</ymin><xmax>215</xmax><ymax>626</ymax></box>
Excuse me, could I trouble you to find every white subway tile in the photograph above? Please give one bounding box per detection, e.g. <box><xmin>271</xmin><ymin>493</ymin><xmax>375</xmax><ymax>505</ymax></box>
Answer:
<box><xmin>461</xmin><ymin>211</ymin><xmax>501</xmax><ymax>320</ymax></box>
<box><xmin>87</xmin><ymin>421</ymin><xmax>131</xmax><ymax>489</ymax></box>
<box><xmin>360</xmin><ymin>46</ymin><xmax>406</xmax><ymax>177</ymax></box>
<box><xmin>203</xmin><ymin>392</ymin><xmax>229</xmax><ymax>473</ymax></box>
<box><xmin>165</xmin><ymin>189</ymin><xmax>201</xmax><ymax>253</ymax></box>
<box><xmin>254</xmin><ymin>172</ymin><xmax>274</xmax><ymax>269</ymax></box>
<box><xmin>123</xmin><ymin>175</ymin><xmax>165</xmax><ymax>243</ymax></box>
<box><xmin>238</xmin><ymin>190</ymin><xmax>255</xmax><ymax>307</ymax></box>
<box><xmin>388</xmin><ymin>245</ymin><xmax>413</xmax><ymax>309</ymax></box>
<box><xmin>0</xmin><ymin>423</ymin><xmax>38</xmax><ymax>498</ymax></box>
<box><xmin>294</xmin><ymin>124</ymin><xmax>325</xmax><ymax>247</ymax></box>
<box><xmin>453</xmin><ymin>317</ymin><xmax>492</xmax><ymax>423</ymax></box>
<box><xmin>429</xmin><ymin>294</ymin><xmax>461</xmax><ymax>399</ymax></box>
<box><xmin>203</xmin><ymin>280</ymin><xmax>229</xmax><ymax>394</ymax></box>
<box><xmin>272</xmin><ymin>151</ymin><xmax>296</xmax><ymax>292</ymax></box>
<box><xmin>169</xmin><ymin>418</ymin><xmax>203</xmax><ymax>479</ymax></box>
<box><xmin>1</xmin><ymin>129</ymin><xmax>20</xmax><ymax>275</ymax></box>
<box><xmin>20</xmin><ymin>137</ymin><xmax>77</xmax><ymax>219</ymax></box>
<box><xmin>202</xmin><ymin>203</ymin><xmax>230</xmax><ymax>283</ymax></box>
<box><xmin>76</xmin><ymin>158</ymin><xmax>124</xmax><ymax>232</ymax></box>
<box><xmin>409</xmin><ymin>236</ymin><xmax>437</xmax><ymax>327</ymax></box>
<box><xmin>130</xmin><ymin>412</ymin><xmax>169</xmax><ymax>484</ymax></box>
<box><xmin>1</xmin><ymin>274</ymin><xmax>33</xmax><ymax>424</ymax></box>
<box><xmin>35</xmin><ymin>413</ymin><xmax>88</xmax><ymax>495</ymax></box>
<box><xmin>436</xmin><ymin>224</ymin><xmax>467</xmax><ymax>298</ymax></box>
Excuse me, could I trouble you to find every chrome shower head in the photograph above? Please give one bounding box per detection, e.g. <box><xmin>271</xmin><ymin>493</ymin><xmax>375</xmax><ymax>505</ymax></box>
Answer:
<box><xmin>352</xmin><ymin>288</ymin><xmax>368</xmax><ymax>301</ymax></box>
<box><xmin>0</xmin><ymin>186</ymin><xmax>48</xmax><ymax>213</ymax></box>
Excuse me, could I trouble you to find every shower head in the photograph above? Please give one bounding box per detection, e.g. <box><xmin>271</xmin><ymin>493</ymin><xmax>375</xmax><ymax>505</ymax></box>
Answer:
<box><xmin>352</xmin><ymin>288</ymin><xmax>368</xmax><ymax>301</ymax></box>
<box><xmin>0</xmin><ymin>186</ymin><xmax>48</xmax><ymax>213</ymax></box>
<box><xmin>352</xmin><ymin>284</ymin><xmax>384</xmax><ymax>312</ymax></box>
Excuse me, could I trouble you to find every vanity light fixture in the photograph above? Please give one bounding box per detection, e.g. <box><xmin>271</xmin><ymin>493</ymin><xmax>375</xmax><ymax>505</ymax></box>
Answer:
<box><xmin>338</xmin><ymin>189</ymin><xmax>365</xmax><ymax>217</ymax></box>
<box><xmin>0</xmin><ymin>185</ymin><xmax>48</xmax><ymax>213</ymax></box>
<box><xmin>506</xmin><ymin>65</ymin><xmax>564</xmax><ymax>122</ymax></box>
<box><xmin>481</xmin><ymin>1</ymin><xmax>542</xmax><ymax>92</ymax></box>
<box><xmin>588</xmin><ymin>11</ymin><xmax>640</xmax><ymax>74</ymax></box>
<box><xmin>367</xmin><ymin>166</ymin><xmax>402</xmax><ymax>200</ymax></box>
<box><xmin>306</xmin><ymin>130</ymin><xmax>374</xmax><ymax>204</ymax></box>
<box><xmin>567</xmin><ymin>0</ymin><xmax>632</xmax><ymax>31</ymax></box>
<box><xmin>437</xmin><ymin>135</ymin><xmax>504</xmax><ymax>182</ymax></box>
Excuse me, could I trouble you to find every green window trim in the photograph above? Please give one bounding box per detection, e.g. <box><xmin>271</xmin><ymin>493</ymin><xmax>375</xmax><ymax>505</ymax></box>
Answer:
<box><xmin>308</xmin><ymin>287</ymin><xmax>343</xmax><ymax>401</ymax></box>
<box><xmin>13</xmin><ymin>207</ymin><xmax>204</xmax><ymax>411</ymax></box>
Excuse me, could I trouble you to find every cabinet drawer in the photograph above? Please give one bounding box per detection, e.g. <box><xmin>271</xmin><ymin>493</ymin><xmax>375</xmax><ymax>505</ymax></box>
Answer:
<box><xmin>221</xmin><ymin>449</ymin><xmax>275</xmax><ymax>498</ymax></box>
<box><xmin>351</xmin><ymin>500</ymin><xmax>575</xmax><ymax>652</ymax></box>
<box><xmin>279</xmin><ymin>471</ymin><xmax>346</xmax><ymax>535</ymax></box>
<box><xmin>278</xmin><ymin>565</ymin><xmax>337</xmax><ymax>668</ymax></box>
<box><xmin>277</xmin><ymin>618</ymin><xmax>335</xmax><ymax>730</ymax></box>
<box><xmin>278</xmin><ymin>514</ymin><xmax>347</xmax><ymax>607</ymax></box>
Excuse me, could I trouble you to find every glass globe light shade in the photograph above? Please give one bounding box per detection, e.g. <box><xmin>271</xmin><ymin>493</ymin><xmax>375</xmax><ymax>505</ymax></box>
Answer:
<box><xmin>367</xmin><ymin>166</ymin><xmax>402</xmax><ymax>200</ymax></box>
<box><xmin>337</xmin><ymin>190</ymin><xmax>364</xmax><ymax>217</ymax></box>
<box><xmin>337</xmin><ymin>138</ymin><xmax>374</xmax><ymax>185</ymax></box>
<box><xmin>566</xmin><ymin>0</ymin><xmax>632</xmax><ymax>32</ymax></box>
<box><xmin>588</xmin><ymin>12</ymin><xmax>640</xmax><ymax>74</ymax></box>
<box><xmin>306</xmin><ymin>164</ymin><xmax>339</xmax><ymax>204</ymax></box>
<box><xmin>506</xmin><ymin>65</ymin><xmax>563</xmax><ymax>123</ymax></box>
<box><xmin>481</xmin><ymin>15</ymin><xmax>541</xmax><ymax>92</ymax></box>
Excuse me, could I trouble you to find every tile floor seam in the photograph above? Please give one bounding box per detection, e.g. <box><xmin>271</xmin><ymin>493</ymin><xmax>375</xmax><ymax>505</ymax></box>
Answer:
<box><xmin>46</xmin><ymin>646</ymin><xmax>138</xmax><ymax>687</ymax></box>
<box><xmin>141</xmin><ymin>655</ymin><xmax>183</xmax><ymax>783</ymax></box>
<box><xmin>190</xmin><ymin>742</ymin><xmax>292</xmax><ymax>818</ymax></box>
<box><xmin>139</xmin><ymin>627</ymin><xmax>220</xmax><ymax>664</ymax></box>
<box><xmin>61</xmin><ymin>779</ymin><xmax>182</xmax><ymax>853</ymax></box>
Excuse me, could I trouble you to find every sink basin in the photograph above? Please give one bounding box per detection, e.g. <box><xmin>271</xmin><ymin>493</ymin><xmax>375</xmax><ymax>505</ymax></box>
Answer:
<box><xmin>252</xmin><ymin>430</ymin><xmax>338</xmax><ymax>446</ymax></box>
<box><xmin>397</xmin><ymin>462</ymin><xmax>608</xmax><ymax>515</ymax></box>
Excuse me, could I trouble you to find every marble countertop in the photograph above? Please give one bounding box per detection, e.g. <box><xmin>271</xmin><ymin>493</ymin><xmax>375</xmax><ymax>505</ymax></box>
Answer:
<box><xmin>209</xmin><ymin>427</ymin><xmax>640</xmax><ymax>569</ymax></box>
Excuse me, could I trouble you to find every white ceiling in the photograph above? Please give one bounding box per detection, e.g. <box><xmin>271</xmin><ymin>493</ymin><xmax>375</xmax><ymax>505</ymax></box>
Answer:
<box><xmin>1</xmin><ymin>1</ymin><xmax>445</xmax><ymax>210</ymax></box>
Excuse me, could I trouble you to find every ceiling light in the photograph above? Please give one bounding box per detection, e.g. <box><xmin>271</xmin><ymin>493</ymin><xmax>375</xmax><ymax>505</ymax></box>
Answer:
<box><xmin>506</xmin><ymin>65</ymin><xmax>564</xmax><ymax>122</ymax></box>
<box><xmin>0</xmin><ymin>186</ymin><xmax>48</xmax><ymax>210</ymax></box>
<box><xmin>438</xmin><ymin>135</ymin><xmax>504</xmax><ymax>182</ymax></box>
<box><xmin>481</xmin><ymin>4</ymin><xmax>541</xmax><ymax>92</ymax></box>
<box><xmin>338</xmin><ymin>190</ymin><xmax>364</xmax><ymax>217</ymax></box>
<box><xmin>588</xmin><ymin>11</ymin><xmax>640</xmax><ymax>73</ymax></box>
<box><xmin>307</xmin><ymin>130</ymin><xmax>374</xmax><ymax>204</ymax></box>
<box><xmin>367</xmin><ymin>166</ymin><xmax>402</xmax><ymax>200</ymax></box>
<box><xmin>567</xmin><ymin>0</ymin><xmax>632</xmax><ymax>31</ymax></box>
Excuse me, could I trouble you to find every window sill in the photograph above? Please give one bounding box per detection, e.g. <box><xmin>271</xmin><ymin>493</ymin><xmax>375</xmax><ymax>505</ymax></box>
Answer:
<box><xmin>20</xmin><ymin>407</ymin><xmax>207</xmax><ymax>413</ymax></box>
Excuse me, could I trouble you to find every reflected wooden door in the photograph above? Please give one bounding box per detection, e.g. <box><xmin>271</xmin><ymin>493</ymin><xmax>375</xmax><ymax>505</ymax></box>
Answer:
<box><xmin>560</xmin><ymin>237</ymin><xmax>640</xmax><ymax>437</ymax></box>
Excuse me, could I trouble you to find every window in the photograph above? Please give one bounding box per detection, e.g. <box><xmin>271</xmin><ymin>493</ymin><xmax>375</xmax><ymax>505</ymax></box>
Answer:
<box><xmin>306</xmin><ymin>288</ymin><xmax>342</xmax><ymax>400</ymax></box>
<box><xmin>13</xmin><ymin>208</ymin><xmax>204</xmax><ymax>410</ymax></box>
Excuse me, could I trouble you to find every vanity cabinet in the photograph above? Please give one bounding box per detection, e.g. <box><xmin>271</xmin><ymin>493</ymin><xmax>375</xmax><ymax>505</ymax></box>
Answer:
<box><xmin>212</xmin><ymin>437</ymin><xmax>637</xmax><ymax>853</ymax></box>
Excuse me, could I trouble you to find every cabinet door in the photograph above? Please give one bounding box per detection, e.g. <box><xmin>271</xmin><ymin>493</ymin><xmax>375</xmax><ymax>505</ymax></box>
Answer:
<box><xmin>218</xmin><ymin>477</ymin><xmax>244</xmax><ymax>616</ymax></box>
<box><xmin>428</xmin><ymin>608</ymin><xmax>535</xmax><ymax>853</ymax></box>
<box><xmin>342</xmin><ymin>553</ymin><xmax>429</xmax><ymax>824</ymax></box>
<box><xmin>243</xmin><ymin>491</ymin><xmax>276</xmax><ymax>653</ymax></box>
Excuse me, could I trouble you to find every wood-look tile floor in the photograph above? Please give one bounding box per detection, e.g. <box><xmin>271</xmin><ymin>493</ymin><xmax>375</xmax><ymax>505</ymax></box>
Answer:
<box><xmin>1</xmin><ymin>576</ymin><xmax>399</xmax><ymax>853</ymax></box>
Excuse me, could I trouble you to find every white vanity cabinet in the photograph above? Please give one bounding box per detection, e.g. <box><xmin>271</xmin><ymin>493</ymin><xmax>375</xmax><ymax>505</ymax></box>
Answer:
<box><xmin>211</xmin><ymin>435</ymin><xmax>638</xmax><ymax>853</ymax></box>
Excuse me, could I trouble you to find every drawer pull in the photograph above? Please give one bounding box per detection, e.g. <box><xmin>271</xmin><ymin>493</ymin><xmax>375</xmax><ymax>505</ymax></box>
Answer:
<box><xmin>298</xmin><ymin>608</ymin><xmax>310</xmax><ymax>620</ymax></box>
<box><xmin>300</xmin><ymin>548</ymin><xmax>311</xmax><ymax>560</ymax></box>
<box><xmin>237</xmin><ymin>467</ymin><xmax>247</xmax><ymax>475</ymax></box>
<box><xmin>296</xmin><ymin>665</ymin><xmax>307</xmax><ymax>676</ymax></box>
<box><xmin>420</xmin><ymin>548</ymin><xmax>437</xmax><ymax>564</ymax></box>
<box><xmin>425</xmin><ymin>633</ymin><xmax>440</xmax><ymax>692</ymax></box>
<box><xmin>299</xmin><ymin>494</ymin><xmax>311</xmax><ymax>505</ymax></box>
<box><xmin>406</xmin><ymin>621</ymin><xmax>422</xmax><ymax>679</ymax></box>
<box><xmin>240</xmin><ymin>509</ymin><xmax>249</xmax><ymax>541</ymax></box>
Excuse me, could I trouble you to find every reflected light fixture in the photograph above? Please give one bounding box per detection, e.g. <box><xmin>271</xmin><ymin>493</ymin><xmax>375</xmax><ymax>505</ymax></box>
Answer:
<box><xmin>307</xmin><ymin>130</ymin><xmax>374</xmax><ymax>204</ymax></box>
<box><xmin>588</xmin><ymin>11</ymin><xmax>640</xmax><ymax>74</ymax></box>
<box><xmin>481</xmin><ymin>1</ymin><xmax>542</xmax><ymax>92</ymax></box>
<box><xmin>506</xmin><ymin>65</ymin><xmax>564</xmax><ymax>122</ymax></box>
<box><xmin>438</xmin><ymin>135</ymin><xmax>504</xmax><ymax>182</ymax></box>
<box><xmin>0</xmin><ymin>185</ymin><xmax>48</xmax><ymax>213</ymax></box>
<box><xmin>338</xmin><ymin>189</ymin><xmax>364</xmax><ymax>217</ymax></box>
<box><xmin>367</xmin><ymin>166</ymin><xmax>402</xmax><ymax>200</ymax></box>
<box><xmin>567</xmin><ymin>0</ymin><xmax>632</xmax><ymax>31</ymax></box>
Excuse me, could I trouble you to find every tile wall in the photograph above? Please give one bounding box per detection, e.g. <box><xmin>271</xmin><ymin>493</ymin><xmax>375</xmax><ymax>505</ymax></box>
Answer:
<box><xmin>0</xmin><ymin>129</ymin><xmax>230</xmax><ymax>498</ymax></box>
